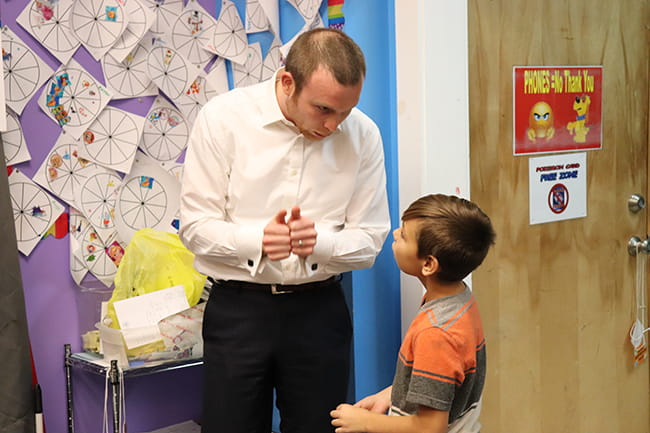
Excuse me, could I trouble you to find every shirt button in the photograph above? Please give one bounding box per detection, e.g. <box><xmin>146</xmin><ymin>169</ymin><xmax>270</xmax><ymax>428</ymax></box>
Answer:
<box><xmin>290</xmin><ymin>169</ymin><xmax>298</xmax><ymax>176</ymax></box>
<box><xmin>247</xmin><ymin>259</ymin><xmax>254</xmax><ymax>267</ymax></box>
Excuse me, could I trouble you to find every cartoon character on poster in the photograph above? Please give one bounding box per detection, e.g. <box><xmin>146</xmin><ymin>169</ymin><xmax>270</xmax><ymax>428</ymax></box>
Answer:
<box><xmin>513</xmin><ymin>66</ymin><xmax>602</xmax><ymax>155</ymax></box>
<box><xmin>566</xmin><ymin>95</ymin><xmax>591</xmax><ymax>143</ymax></box>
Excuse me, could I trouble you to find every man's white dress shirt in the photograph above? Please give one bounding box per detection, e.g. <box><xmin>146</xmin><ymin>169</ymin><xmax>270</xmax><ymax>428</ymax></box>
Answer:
<box><xmin>179</xmin><ymin>71</ymin><xmax>390</xmax><ymax>284</ymax></box>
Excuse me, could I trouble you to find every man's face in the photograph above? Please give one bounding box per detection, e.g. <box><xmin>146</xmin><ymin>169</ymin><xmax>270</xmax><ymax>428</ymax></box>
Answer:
<box><xmin>280</xmin><ymin>66</ymin><xmax>362</xmax><ymax>141</ymax></box>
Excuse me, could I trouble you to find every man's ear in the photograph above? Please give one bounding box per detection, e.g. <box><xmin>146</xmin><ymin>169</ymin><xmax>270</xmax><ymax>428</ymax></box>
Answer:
<box><xmin>280</xmin><ymin>71</ymin><xmax>294</xmax><ymax>96</ymax></box>
<box><xmin>422</xmin><ymin>255</ymin><xmax>439</xmax><ymax>277</ymax></box>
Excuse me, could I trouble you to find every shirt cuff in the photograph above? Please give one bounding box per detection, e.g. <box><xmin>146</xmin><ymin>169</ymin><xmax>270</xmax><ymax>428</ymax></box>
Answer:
<box><xmin>306</xmin><ymin>228</ymin><xmax>334</xmax><ymax>273</ymax></box>
<box><xmin>234</xmin><ymin>224</ymin><xmax>264</xmax><ymax>277</ymax></box>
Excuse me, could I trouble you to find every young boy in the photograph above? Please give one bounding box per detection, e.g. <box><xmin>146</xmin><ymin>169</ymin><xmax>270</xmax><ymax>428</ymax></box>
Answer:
<box><xmin>331</xmin><ymin>194</ymin><xmax>496</xmax><ymax>433</ymax></box>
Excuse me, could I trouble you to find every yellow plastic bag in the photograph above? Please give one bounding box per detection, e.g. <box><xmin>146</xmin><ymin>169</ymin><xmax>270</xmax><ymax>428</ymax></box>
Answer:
<box><xmin>106</xmin><ymin>228</ymin><xmax>206</xmax><ymax>335</ymax></box>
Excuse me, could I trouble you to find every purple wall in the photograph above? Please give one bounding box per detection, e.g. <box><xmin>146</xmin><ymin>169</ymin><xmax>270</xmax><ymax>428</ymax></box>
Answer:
<box><xmin>3</xmin><ymin>1</ymin><xmax>213</xmax><ymax>431</ymax></box>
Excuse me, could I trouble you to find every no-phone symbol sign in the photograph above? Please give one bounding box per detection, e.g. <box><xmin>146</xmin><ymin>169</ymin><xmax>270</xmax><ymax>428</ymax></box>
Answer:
<box><xmin>529</xmin><ymin>152</ymin><xmax>586</xmax><ymax>225</ymax></box>
<box><xmin>548</xmin><ymin>183</ymin><xmax>569</xmax><ymax>214</ymax></box>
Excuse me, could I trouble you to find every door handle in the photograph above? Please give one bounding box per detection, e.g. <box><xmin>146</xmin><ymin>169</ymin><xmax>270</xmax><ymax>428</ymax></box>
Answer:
<box><xmin>628</xmin><ymin>236</ymin><xmax>649</xmax><ymax>256</ymax></box>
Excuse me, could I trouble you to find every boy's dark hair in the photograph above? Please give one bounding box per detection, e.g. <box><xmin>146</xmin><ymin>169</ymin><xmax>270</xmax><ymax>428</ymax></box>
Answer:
<box><xmin>284</xmin><ymin>28</ymin><xmax>366</xmax><ymax>95</ymax></box>
<box><xmin>402</xmin><ymin>194</ymin><xmax>496</xmax><ymax>282</ymax></box>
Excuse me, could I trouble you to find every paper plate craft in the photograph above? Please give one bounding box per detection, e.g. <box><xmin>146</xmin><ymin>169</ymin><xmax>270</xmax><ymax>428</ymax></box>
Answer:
<box><xmin>32</xmin><ymin>133</ymin><xmax>98</xmax><ymax>207</ymax></box>
<box><xmin>3</xmin><ymin>108</ymin><xmax>32</xmax><ymax>166</ymax></box>
<box><xmin>261</xmin><ymin>36</ymin><xmax>282</xmax><ymax>81</ymax></box>
<box><xmin>8</xmin><ymin>169</ymin><xmax>66</xmax><ymax>256</ymax></box>
<box><xmin>146</xmin><ymin>42</ymin><xmax>201</xmax><ymax>100</ymax></box>
<box><xmin>1</xmin><ymin>25</ymin><xmax>55</xmax><ymax>115</ymax></box>
<box><xmin>79</xmin><ymin>222</ymin><xmax>120</xmax><ymax>287</ymax></box>
<box><xmin>16</xmin><ymin>0</ymin><xmax>81</xmax><ymax>65</ymax></box>
<box><xmin>206</xmin><ymin>0</ymin><xmax>248</xmax><ymax>65</ymax></box>
<box><xmin>38</xmin><ymin>59</ymin><xmax>112</xmax><ymax>140</ymax></box>
<box><xmin>102</xmin><ymin>40</ymin><xmax>159</xmax><ymax>99</ymax></box>
<box><xmin>232</xmin><ymin>42</ymin><xmax>262</xmax><ymax>88</ymax></box>
<box><xmin>113</xmin><ymin>153</ymin><xmax>180</xmax><ymax>243</ymax></box>
<box><xmin>78</xmin><ymin>106</ymin><xmax>145</xmax><ymax>174</ymax></box>
<box><xmin>108</xmin><ymin>0</ymin><xmax>156</xmax><ymax>63</ymax></box>
<box><xmin>246</xmin><ymin>0</ymin><xmax>271</xmax><ymax>34</ymax></box>
<box><xmin>73</xmin><ymin>166</ymin><xmax>122</xmax><ymax>244</ymax></box>
<box><xmin>160</xmin><ymin>161</ymin><xmax>184</xmax><ymax>184</ymax></box>
<box><xmin>70</xmin><ymin>0</ymin><xmax>129</xmax><ymax>61</ymax></box>
<box><xmin>69</xmin><ymin>207</ymin><xmax>90</xmax><ymax>285</ymax></box>
<box><xmin>171</xmin><ymin>1</ymin><xmax>217</xmax><ymax>68</ymax></box>
<box><xmin>175</xmin><ymin>73</ymin><xmax>220</xmax><ymax>125</ymax></box>
<box><xmin>143</xmin><ymin>0</ymin><xmax>185</xmax><ymax>36</ymax></box>
<box><xmin>140</xmin><ymin>96</ymin><xmax>189</xmax><ymax>163</ymax></box>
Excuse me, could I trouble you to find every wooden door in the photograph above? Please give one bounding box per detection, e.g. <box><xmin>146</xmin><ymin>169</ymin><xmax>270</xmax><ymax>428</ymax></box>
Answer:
<box><xmin>468</xmin><ymin>1</ymin><xmax>650</xmax><ymax>432</ymax></box>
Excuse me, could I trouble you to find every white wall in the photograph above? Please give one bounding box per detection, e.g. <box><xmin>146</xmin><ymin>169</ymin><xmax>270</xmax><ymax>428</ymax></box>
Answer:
<box><xmin>394</xmin><ymin>0</ymin><xmax>470</xmax><ymax>334</ymax></box>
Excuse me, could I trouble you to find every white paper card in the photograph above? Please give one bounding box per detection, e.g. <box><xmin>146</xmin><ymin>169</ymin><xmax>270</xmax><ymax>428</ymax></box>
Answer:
<box><xmin>121</xmin><ymin>325</ymin><xmax>162</xmax><ymax>349</ymax></box>
<box><xmin>113</xmin><ymin>284</ymin><xmax>190</xmax><ymax>329</ymax></box>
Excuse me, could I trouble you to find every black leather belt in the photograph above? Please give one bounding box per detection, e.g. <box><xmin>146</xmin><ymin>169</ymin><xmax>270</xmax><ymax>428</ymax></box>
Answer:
<box><xmin>208</xmin><ymin>275</ymin><xmax>340</xmax><ymax>294</ymax></box>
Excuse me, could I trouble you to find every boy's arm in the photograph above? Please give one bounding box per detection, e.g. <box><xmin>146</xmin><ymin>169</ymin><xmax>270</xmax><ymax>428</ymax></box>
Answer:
<box><xmin>330</xmin><ymin>404</ymin><xmax>448</xmax><ymax>433</ymax></box>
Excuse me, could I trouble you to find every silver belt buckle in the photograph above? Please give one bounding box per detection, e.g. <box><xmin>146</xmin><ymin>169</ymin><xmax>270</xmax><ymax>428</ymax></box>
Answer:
<box><xmin>270</xmin><ymin>284</ymin><xmax>293</xmax><ymax>295</ymax></box>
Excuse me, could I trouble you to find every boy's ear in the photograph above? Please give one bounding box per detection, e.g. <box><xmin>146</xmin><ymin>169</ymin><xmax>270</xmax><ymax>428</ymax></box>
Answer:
<box><xmin>421</xmin><ymin>255</ymin><xmax>439</xmax><ymax>277</ymax></box>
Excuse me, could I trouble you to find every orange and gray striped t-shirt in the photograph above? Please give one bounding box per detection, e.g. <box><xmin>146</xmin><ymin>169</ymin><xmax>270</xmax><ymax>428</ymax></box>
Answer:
<box><xmin>389</xmin><ymin>286</ymin><xmax>485</xmax><ymax>428</ymax></box>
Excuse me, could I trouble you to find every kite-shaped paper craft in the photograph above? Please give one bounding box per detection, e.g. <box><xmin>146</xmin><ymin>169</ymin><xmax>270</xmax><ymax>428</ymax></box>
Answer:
<box><xmin>232</xmin><ymin>42</ymin><xmax>263</xmax><ymax>88</ymax></box>
<box><xmin>113</xmin><ymin>152</ymin><xmax>180</xmax><ymax>243</ymax></box>
<box><xmin>73</xmin><ymin>165</ymin><xmax>122</xmax><ymax>244</ymax></box>
<box><xmin>38</xmin><ymin>59</ymin><xmax>113</xmax><ymax>140</ymax></box>
<box><xmin>146</xmin><ymin>41</ymin><xmax>201</xmax><ymax>100</ymax></box>
<box><xmin>103</xmin><ymin>40</ymin><xmax>159</xmax><ymax>99</ymax></box>
<box><xmin>287</xmin><ymin>0</ymin><xmax>323</xmax><ymax>23</ymax></box>
<box><xmin>3</xmin><ymin>108</ymin><xmax>32</xmax><ymax>166</ymax></box>
<box><xmin>143</xmin><ymin>0</ymin><xmax>185</xmax><ymax>36</ymax></box>
<box><xmin>171</xmin><ymin>1</ymin><xmax>217</xmax><ymax>68</ymax></box>
<box><xmin>32</xmin><ymin>132</ymin><xmax>98</xmax><ymax>208</ymax></box>
<box><xmin>16</xmin><ymin>0</ymin><xmax>81</xmax><ymax>65</ymax></box>
<box><xmin>140</xmin><ymin>96</ymin><xmax>189</xmax><ymax>163</ymax></box>
<box><xmin>70</xmin><ymin>0</ymin><xmax>129</xmax><ymax>62</ymax></box>
<box><xmin>206</xmin><ymin>0</ymin><xmax>248</xmax><ymax>65</ymax></box>
<box><xmin>78</xmin><ymin>106</ymin><xmax>145</xmax><ymax>174</ymax></box>
<box><xmin>8</xmin><ymin>169</ymin><xmax>66</xmax><ymax>256</ymax></box>
<box><xmin>205</xmin><ymin>56</ymin><xmax>230</xmax><ymax>95</ymax></box>
<box><xmin>109</xmin><ymin>0</ymin><xmax>156</xmax><ymax>63</ymax></box>
<box><xmin>2</xmin><ymin>25</ymin><xmax>55</xmax><ymax>115</ymax></box>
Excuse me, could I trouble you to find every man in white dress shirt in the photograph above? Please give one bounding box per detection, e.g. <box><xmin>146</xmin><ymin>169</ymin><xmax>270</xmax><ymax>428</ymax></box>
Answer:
<box><xmin>180</xmin><ymin>28</ymin><xmax>390</xmax><ymax>433</ymax></box>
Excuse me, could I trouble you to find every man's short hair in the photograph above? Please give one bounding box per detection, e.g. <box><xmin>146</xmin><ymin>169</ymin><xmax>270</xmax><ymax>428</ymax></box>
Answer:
<box><xmin>284</xmin><ymin>28</ymin><xmax>366</xmax><ymax>94</ymax></box>
<box><xmin>402</xmin><ymin>194</ymin><xmax>496</xmax><ymax>282</ymax></box>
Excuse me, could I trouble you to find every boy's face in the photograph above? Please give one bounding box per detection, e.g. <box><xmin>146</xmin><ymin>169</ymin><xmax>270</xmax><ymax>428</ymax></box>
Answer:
<box><xmin>392</xmin><ymin>219</ymin><xmax>425</xmax><ymax>276</ymax></box>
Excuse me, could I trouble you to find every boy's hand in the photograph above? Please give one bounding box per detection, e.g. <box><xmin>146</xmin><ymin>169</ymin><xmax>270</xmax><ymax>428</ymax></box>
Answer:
<box><xmin>355</xmin><ymin>386</ymin><xmax>391</xmax><ymax>413</ymax></box>
<box><xmin>330</xmin><ymin>404</ymin><xmax>369</xmax><ymax>433</ymax></box>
